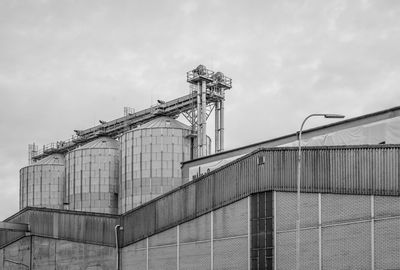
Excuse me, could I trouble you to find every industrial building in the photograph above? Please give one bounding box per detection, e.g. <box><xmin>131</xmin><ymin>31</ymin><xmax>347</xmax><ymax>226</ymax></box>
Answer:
<box><xmin>1</xmin><ymin>65</ymin><xmax>400</xmax><ymax>269</ymax></box>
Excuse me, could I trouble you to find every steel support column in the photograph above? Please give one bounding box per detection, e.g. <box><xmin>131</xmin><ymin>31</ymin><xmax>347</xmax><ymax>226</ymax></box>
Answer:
<box><xmin>197</xmin><ymin>82</ymin><xmax>201</xmax><ymax>156</ymax></box>
<box><xmin>220</xmin><ymin>99</ymin><xmax>225</xmax><ymax>152</ymax></box>
<box><xmin>201</xmin><ymin>80</ymin><xmax>207</xmax><ymax>157</ymax></box>
<box><xmin>215</xmin><ymin>101</ymin><xmax>220</xmax><ymax>153</ymax></box>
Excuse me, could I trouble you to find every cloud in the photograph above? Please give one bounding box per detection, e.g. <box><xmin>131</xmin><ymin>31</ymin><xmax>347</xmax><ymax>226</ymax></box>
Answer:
<box><xmin>0</xmin><ymin>0</ymin><xmax>400</xmax><ymax>219</ymax></box>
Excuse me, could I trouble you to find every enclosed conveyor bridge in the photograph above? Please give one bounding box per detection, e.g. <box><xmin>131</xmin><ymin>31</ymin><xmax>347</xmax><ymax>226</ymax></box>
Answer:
<box><xmin>31</xmin><ymin>65</ymin><xmax>232</xmax><ymax>161</ymax></box>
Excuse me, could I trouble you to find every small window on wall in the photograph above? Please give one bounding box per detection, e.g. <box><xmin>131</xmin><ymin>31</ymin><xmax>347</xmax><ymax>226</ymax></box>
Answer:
<box><xmin>166</xmin><ymin>120</ymin><xmax>171</xmax><ymax>127</ymax></box>
<box><xmin>257</xmin><ymin>155</ymin><xmax>265</xmax><ymax>165</ymax></box>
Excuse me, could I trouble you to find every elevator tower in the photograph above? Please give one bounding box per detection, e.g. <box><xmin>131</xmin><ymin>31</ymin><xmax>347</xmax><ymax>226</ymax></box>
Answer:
<box><xmin>185</xmin><ymin>65</ymin><xmax>232</xmax><ymax>157</ymax></box>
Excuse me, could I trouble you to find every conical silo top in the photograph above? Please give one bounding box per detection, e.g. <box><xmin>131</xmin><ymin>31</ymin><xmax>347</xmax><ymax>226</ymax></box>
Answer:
<box><xmin>136</xmin><ymin>117</ymin><xmax>190</xmax><ymax>130</ymax></box>
<box><xmin>78</xmin><ymin>136</ymin><xmax>119</xmax><ymax>150</ymax></box>
<box><xmin>35</xmin><ymin>154</ymin><xmax>65</xmax><ymax>165</ymax></box>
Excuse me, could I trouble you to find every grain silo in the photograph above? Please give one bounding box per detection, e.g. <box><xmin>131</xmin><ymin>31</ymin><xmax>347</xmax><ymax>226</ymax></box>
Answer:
<box><xmin>65</xmin><ymin>137</ymin><xmax>119</xmax><ymax>214</ymax></box>
<box><xmin>19</xmin><ymin>154</ymin><xmax>65</xmax><ymax>210</ymax></box>
<box><xmin>119</xmin><ymin>116</ymin><xmax>191</xmax><ymax>213</ymax></box>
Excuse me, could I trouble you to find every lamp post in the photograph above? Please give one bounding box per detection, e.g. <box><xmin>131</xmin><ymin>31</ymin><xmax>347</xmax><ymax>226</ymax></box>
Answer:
<box><xmin>296</xmin><ymin>113</ymin><xmax>345</xmax><ymax>270</ymax></box>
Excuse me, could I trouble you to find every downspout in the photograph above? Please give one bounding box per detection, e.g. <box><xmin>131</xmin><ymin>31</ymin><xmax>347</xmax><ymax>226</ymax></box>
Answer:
<box><xmin>115</xmin><ymin>225</ymin><xmax>123</xmax><ymax>270</ymax></box>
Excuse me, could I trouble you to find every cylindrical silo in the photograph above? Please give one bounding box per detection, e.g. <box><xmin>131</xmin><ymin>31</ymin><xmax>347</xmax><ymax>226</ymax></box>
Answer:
<box><xmin>119</xmin><ymin>117</ymin><xmax>191</xmax><ymax>213</ymax></box>
<box><xmin>19</xmin><ymin>154</ymin><xmax>65</xmax><ymax>210</ymax></box>
<box><xmin>65</xmin><ymin>137</ymin><xmax>119</xmax><ymax>214</ymax></box>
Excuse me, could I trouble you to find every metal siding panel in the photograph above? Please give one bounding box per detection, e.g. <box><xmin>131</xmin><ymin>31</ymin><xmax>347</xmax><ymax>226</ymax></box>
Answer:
<box><xmin>121</xmin><ymin>145</ymin><xmax>400</xmax><ymax>248</ymax></box>
<box><xmin>179</xmin><ymin>213</ymin><xmax>211</xmax><ymax>243</ymax></box>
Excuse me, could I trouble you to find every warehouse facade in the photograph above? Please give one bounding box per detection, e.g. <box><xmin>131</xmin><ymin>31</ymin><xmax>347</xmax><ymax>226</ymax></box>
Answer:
<box><xmin>1</xmin><ymin>144</ymin><xmax>400</xmax><ymax>269</ymax></box>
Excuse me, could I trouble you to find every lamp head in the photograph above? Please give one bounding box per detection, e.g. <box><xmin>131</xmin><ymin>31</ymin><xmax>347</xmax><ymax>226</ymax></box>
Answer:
<box><xmin>323</xmin><ymin>114</ymin><xmax>345</xmax><ymax>119</ymax></box>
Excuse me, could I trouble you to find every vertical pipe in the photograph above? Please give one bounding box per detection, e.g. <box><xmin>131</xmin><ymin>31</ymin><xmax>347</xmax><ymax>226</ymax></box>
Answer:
<box><xmin>296</xmin><ymin>133</ymin><xmax>302</xmax><ymax>270</ymax></box>
<box><xmin>124</xmin><ymin>134</ymin><xmax>127</xmax><ymax>213</ymax></box>
<box><xmin>220</xmin><ymin>100</ymin><xmax>225</xmax><ymax>152</ymax></box>
<box><xmin>115</xmin><ymin>225</ymin><xmax>121</xmax><ymax>270</ymax></box>
<box><xmin>89</xmin><ymin>154</ymin><xmax>92</xmax><ymax>210</ymax></box>
<box><xmin>40</xmin><ymin>166</ymin><xmax>43</xmax><ymax>206</ymax></box>
<box><xmin>201</xmin><ymin>80</ymin><xmax>207</xmax><ymax>157</ymax></box>
<box><xmin>26</xmin><ymin>170</ymin><xmax>28</xmax><ymax>208</ymax></box>
<box><xmin>146</xmin><ymin>237</ymin><xmax>149</xmax><ymax>270</ymax></box>
<box><xmin>215</xmin><ymin>101</ymin><xmax>220</xmax><ymax>153</ymax></box>
<box><xmin>177</xmin><ymin>225</ymin><xmax>180</xmax><ymax>270</ymax></box>
<box><xmin>318</xmin><ymin>193</ymin><xmax>322</xmax><ymax>270</ymax></box>
<box><xmin>211</xmin><ymin>211</ymin><xmax>214</xmax><ymax>270</ymax></box>
<box><xmin>63</xmin><ymin>161</ymin><xmax>67</xmax><ymax>208</ymax></box>
<box><xmin>371</xmin><ymin>195</ymin><xmax>375</xmax><ymax>270</ymax></box>
<box><xmin>80</xmin><ymin>151</ymin><xmax>83</xmax><ymax>211</ymax></box>
<box><xmin>140</xmin><ymin>130</ymin><xmax>143</xmax><ymax>206</ymax></box>
<box><xmin>19</xmin><ymin>171</ymin><xmax>21</xmax><ymax>209</ymax></box>
<box><xmin>30</xmin><ymin>234</ymin><xmax>33</xmax><ymax>270</ymax></box>
<box><xmin>32</xmin><ymin>167</ymin><xmax>35</xmax><ymax>206</ymax></box>
<box><xmin>273</xmin><ymin>191</ymin><xmax>277</xmax><ymax>270</ymax></box>
<box><xmin>197</xmin><ymin>82</ymin><xmax>201</xmax><ymax>157</ymax></box>
<box><xmin>247</xmin><ymin>196</ymin><xmax>251</xmax><ymax>270</ymax></box>
<box><xmin>131</xmin><ymin>135</ymin><xmax>134</xmax><ymax>211</ymax></box>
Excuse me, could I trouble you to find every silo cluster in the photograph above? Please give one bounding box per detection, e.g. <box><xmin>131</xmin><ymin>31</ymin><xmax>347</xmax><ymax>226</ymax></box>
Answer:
<box><xmin>65</xmin><ymin>137</ymin><xmax>120</xmax><ymax>214</ymax></box>
<box><xmin>20</xmin><ymin>154</ymin><xmax>65</xmax><ymax>209</ymax></box>
<box><xmin>20</xmin><ymin>117</ymin><xmax>208</xmax><ymax>214</ymax></box>
<box><xmin>119</xmin><ymin>117</ymin><xmax>191</xmax><ymax>213</ymax></box>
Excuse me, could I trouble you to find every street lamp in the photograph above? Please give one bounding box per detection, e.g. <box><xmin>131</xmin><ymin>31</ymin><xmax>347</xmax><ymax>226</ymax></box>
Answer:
<box><xmin>296</xmin><ymin>113</ymin><xmax>345</xmax><ymax>270</ymax></box>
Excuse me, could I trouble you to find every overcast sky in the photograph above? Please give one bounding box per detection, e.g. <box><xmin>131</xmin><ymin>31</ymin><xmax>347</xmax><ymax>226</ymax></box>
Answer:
<box><xmin>1</xmin><ymin>0</ymin><xmax>399</xmax><ymax>219</ymax></box>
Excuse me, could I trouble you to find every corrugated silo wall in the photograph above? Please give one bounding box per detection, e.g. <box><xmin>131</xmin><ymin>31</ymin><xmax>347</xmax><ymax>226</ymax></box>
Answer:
<box><xmin>119</xmin><ymin>127</ymin><xmax>191</xmax><ymax>213</ymax></box>
<box><xmin>249</xmin><ymin>191</ymin><xmax>400</xmax><ymax>270</ymax></box>
<box><xmin>66</xmin><ymin>146</ymin><xmax>119</xmax><ymax>214</ymax></box>
<box><xmin>121</xmin><ymin>197</ymin><xmax>250</xmax><ymax>270</ymax></box>
<box><xmin>19</xmin><ymin>163</ymin><xmax>64</xmax><ymax>210</ymax></box>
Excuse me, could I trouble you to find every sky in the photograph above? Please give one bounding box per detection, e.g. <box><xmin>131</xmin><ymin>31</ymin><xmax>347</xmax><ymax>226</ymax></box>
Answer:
<box><xmin>0</xmin><ymin>0</ymin><xmax>399</xmax><ymax>219</ymax></box>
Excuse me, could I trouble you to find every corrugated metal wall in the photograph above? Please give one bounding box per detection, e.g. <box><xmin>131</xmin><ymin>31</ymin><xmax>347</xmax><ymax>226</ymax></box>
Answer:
<box><xmin>0</xmin><ymin>208</ymin><xmax>119</xmax><ymax>248</ymax></box>
<box><xmin>122</xmin><ymin>145</ymin><xmax>400</xmax><ymax>246</ymax></box>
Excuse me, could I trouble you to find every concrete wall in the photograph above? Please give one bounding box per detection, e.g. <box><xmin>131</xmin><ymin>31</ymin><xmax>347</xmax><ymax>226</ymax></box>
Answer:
<box><xmin>0</xmin><ymin>236</ymin><xmax>30</xmax><ymax>270</ymax></box>
<box><xmin>0</xmin><ymin>236</ymin><xmax>115</xmax><ymax>270</ymax></box>
<box><xmin>274</xmin><ymin>192</ymin><xmax>400</xmax><ymax>270</ymax></box>
<box><xmin>121</xmin><ymin>197</ymin><xmax>250</xmax><ymax>270</ymax></box>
